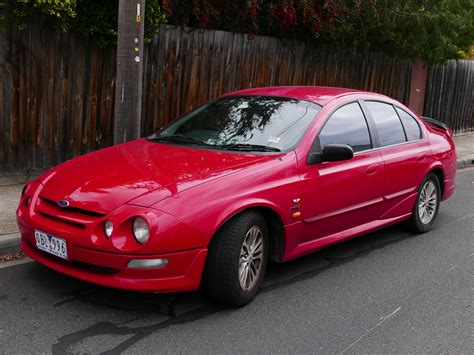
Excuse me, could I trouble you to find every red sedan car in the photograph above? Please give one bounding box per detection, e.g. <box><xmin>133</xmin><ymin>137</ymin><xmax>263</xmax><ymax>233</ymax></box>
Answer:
<box><xmin>17</xmin><ymin>86</ymin><xmax>456</xmax><ymax>306</ymax></box>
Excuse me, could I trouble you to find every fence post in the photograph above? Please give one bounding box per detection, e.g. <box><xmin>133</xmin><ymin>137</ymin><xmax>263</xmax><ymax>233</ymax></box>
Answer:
<box><xmin>408</xmin><ymin>59</ymin><xmax>428</xmax><ymax>115</ymax></box>
<box><xmin>114</xmin><ymin>0</ymin><xmax>146</xmax><ymax>144</ymax></box>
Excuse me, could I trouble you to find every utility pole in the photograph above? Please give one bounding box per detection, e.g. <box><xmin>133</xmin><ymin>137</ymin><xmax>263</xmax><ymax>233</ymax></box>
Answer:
<box><xmin>114</xmin><ymin>0</ymin><xmax>146</xmax><ymax>144</ymax></box>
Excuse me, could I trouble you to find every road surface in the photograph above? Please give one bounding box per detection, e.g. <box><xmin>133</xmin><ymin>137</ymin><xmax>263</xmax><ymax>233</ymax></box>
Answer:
<box><xmin>0</xmin><ymin>169</ymin><xmax>472</xmax><ymax>354</ymax></box>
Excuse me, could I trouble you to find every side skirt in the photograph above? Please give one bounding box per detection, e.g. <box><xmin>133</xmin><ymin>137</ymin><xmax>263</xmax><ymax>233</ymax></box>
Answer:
<box><xmin>283</xmin><ymin>213</ymin><xmax>412</xmax><ymax>262</ymax></box>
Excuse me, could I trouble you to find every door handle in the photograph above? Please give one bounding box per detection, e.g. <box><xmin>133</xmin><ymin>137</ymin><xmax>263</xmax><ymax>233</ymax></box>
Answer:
<box><xmin>417</xmin><ymin>154</ymin><xmax>426</xmax><ymax>161</ymax></box>
<box><xmin>366</xmin><ymin>164</ymin><xmax>379</xmax><ymax>175</ymax></box>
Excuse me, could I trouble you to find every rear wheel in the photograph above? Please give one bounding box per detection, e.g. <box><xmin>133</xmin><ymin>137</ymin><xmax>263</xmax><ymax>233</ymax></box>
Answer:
<box><xmin>202</xmin><ymin>211</ymin><xmax>269</xmax><ymax>307</ymax></box>
<box><xmin>406</xmin><ymin>173</ymin><xmax>441</xmax><ymax>233</ymax></box>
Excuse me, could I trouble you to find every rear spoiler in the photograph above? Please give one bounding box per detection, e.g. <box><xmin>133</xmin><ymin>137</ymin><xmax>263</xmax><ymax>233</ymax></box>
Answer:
<box><xmin>421</xmin><ymin>116</ymin><xmax>452</xmax><ymax>137</ymax></box>
<box><xmin>421</xmin><ymin>116</ymin><xmax>449</xmax><ymax>131</ymax></box>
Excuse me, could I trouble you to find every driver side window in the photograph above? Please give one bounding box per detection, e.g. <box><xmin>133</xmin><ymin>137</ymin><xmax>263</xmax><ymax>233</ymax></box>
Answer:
<box><xmin>318</xmin><ymin>102</ymin><xmax>372</xmax><ymax>153</ymax></box>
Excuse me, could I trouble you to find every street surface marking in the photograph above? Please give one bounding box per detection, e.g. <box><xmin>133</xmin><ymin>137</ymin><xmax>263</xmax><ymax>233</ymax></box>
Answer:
<box><xmin>340</xmin><ymin>306</ymin><xmax>402</xmax><ymax>354</ymax></box>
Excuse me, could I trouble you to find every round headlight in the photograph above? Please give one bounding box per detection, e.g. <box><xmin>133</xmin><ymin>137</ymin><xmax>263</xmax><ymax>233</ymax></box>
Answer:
<box><xmin>104</xmin><ymin>220</ymin><xmax>114</xmax><ymax>238</ymax></box>
<box><xmin>132</xmin><ymin>217</ymin><xmax>150</xmax><ymax>244</ymax></box>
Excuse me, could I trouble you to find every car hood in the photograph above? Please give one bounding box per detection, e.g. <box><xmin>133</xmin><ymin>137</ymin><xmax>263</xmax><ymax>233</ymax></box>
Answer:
<box><xmin>37</xmin><ymin>139</ymin><xmax>277</xmax><ymax>214</ymax></box>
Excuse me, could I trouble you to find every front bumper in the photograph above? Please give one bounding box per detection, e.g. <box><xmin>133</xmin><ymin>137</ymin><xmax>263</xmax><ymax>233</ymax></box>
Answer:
<box><xmin>21</xmin><ymin>237</ymin><xmax>207</xmax><ymax>292</ymax></box>
<box><xmin>17</xmin><ymin>181</ymin><xmax>209</xmax><ymax>293</ymax></box>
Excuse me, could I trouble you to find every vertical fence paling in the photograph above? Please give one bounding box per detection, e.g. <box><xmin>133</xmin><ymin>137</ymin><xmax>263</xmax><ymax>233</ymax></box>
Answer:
<box><xmin>2</xmin><ymin>23</ymin><xmax>471</xmax><ymax>171</ymax></box>
<box><xmin>424</xmin><ymin>60</ymin><xmax>474</xmax><ymax>134</ymax></box>
<box><xmin>141</xmin><ymin>25</ymin><xmax>412</xmax><ymax>135</ymax></box>
<box><xmin>0</xmin><ymin>23</ymin><xmax>117</xmax><ymax>171</ymax></box>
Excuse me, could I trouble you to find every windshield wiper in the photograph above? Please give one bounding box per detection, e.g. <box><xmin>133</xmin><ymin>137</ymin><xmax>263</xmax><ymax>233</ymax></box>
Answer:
<box><xmin>149</xmin><ymin>136</ymin><xmax>281</xmax><ymax>152</ymax></box>
<box><xmin>148</xmin><ymin>134</ymin><xmax>211</xmax><ymax>146</ymax></box>
<box><xmin>217</xmin><ymin>143</ymin><xmax>281</xmax><ymax>152</ymax></box>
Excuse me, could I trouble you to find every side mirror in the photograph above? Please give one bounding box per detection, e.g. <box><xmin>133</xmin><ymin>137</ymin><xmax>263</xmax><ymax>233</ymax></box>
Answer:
<box><xmin>307</xmin><ymin>144</ymin><xmax>354</xmax><ymax>165</ymax></box>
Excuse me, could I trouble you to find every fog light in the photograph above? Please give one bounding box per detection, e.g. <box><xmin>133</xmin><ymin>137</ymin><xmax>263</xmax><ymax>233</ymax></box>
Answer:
<box><xmin>104</xmin><ymin>220</ymin><xmax>114</xmax><ymax>238</ymax></box>
<box><xmin>127</xmin><ymin>258</ymin><xmax>169</xmax><ymax>269</ymax></box>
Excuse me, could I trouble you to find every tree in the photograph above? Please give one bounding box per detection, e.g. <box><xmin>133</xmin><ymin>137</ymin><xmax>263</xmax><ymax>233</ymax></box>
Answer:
<box><xmin>162</xmin><ymin>0</ymin><xmax>474</xmax><ymax>63</ymax></box>
<box><xmin>1</xmin><ymin>0</ymin><xmax>473</xmax><ymax>62</ymax></box>
<box><xmin>0</xmin><ymin>0</ymin><xmax>165</xmax><ymax>47</ymax></box>
<box><xmin>328</xmin><ymin>0</ymin><xmax>474</xmax><ymax>63</ymax></box>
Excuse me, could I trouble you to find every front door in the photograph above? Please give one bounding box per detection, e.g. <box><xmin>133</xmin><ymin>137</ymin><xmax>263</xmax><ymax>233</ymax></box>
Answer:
<box><xmin>298</xmin><ymin>101</ymin><xmax>384</xmax><ymax>244</ymax></box>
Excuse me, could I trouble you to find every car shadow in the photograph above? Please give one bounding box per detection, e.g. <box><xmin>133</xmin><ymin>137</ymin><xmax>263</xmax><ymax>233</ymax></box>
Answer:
<box><xmin>22</xmin><ymin>223</ymin><xmax>420</xmax><ymax>354</ymax></box>
<box><xmin>28</xmin><ymin>223</ymin><xmax>416</xmax><ymax>315</ymax></box>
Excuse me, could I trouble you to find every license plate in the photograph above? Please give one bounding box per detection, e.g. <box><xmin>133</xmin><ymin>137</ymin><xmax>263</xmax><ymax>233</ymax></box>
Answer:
<box><xmin>34</xmin><ymin>230</ymin><xmax>68</xmax><ymax>260</ymax></box>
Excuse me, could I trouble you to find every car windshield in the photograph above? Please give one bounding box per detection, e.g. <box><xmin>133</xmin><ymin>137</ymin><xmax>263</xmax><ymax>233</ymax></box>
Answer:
<box><xmin>150</xmin><ymin>96</ymin><xmax>321</xmax><ymax>152</ymax></box>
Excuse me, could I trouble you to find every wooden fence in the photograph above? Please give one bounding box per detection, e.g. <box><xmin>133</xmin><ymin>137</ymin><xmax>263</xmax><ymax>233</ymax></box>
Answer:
<box><xmin>141</xmin><ymin>25</ymin><xmax>412</xmax><ymax>135</ymax></box>
<box><xmin>0</xmin><ymin>23</ymin><xmax>116</xmax><ymax>170</ymax></box>
<box><xmin>2</xmin><ymin>23</ymin><xmax>469</xmax><ymax>171</ymax></box>
<box><xmin>424</xmin><ymin>60</ymin><xmax>474</xmax><ymax>134</ymax></box>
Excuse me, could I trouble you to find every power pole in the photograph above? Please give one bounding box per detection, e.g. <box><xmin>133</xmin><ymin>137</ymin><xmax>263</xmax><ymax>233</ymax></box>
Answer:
<box><xmin>114</xmin><ymin>0</ymin><xmax>146</xmax><ymax>144</ymax></box>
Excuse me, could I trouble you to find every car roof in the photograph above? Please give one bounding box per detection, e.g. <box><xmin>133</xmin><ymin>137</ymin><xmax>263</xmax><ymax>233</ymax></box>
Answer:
<box><xmin>224</xmin><ymin>86</ymin><xmax>387</xmax><ymax>105</ymax></box>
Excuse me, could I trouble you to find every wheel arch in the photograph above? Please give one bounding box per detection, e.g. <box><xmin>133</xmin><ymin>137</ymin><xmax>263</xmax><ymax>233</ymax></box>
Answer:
<box><xmin>428</xmin><ymin>165</ymin><xmax>445</xmax><ymax>197</ymax></box>
<box><xmin>213</xmin><ymin>203</ymin><xmax>286</xmax><ymax>263</ymax></box>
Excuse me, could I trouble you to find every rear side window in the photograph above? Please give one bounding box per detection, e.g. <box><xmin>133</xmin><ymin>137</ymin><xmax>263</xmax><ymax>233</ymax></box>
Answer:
<box><xmin>318</xmin><ymin>102</ymin><xmax>372</xmax><ymax>153</ymax></box>
<box><xmin>395</xmin><ymin>107</ymin><xmax>421</xmax><ymax>141</ymax></box>
<box><xmin>365</xmin><ymin>101</ymin><xmax>406</xmax><ymax>147</ymax></box>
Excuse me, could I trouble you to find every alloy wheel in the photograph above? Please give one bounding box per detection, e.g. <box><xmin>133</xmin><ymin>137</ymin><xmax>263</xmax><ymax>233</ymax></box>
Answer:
<box><xmin>239</xmin><ymin>225</ymin><xmax>264</xmax><ymax>292</ymax></box>
<box><xmin>418</xmin><ymin>180</ymin><xmax>438</xmax><ymax>224</ymax></box>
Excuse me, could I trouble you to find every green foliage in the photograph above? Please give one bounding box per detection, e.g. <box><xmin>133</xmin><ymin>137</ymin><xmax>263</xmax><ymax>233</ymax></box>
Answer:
<box><xmin>0</xmin><ymin>0</ymin><xmax>472</xmax><ymax>61</ymax></box>
<box><xmin>0</xmin><ymin>0</ymin><xmax>77</xmax><ymax>31</ymax></box>
<box><xmin>71</xmin><ymin>1</ymin><xmax>118</xmax><ymax>48</ymax></box>
<box><xmin>145</xmin><ymin>0</ymin><xmax>167</xmax><ymax>44</ymax></box>
<box><xmin>328</xmin><ymin>0</ymin><xmax>474</xmax><ymax>63</ymax></box>
<box><xmin>0</xmin><ymin>0</ymin><xmax>166</xmax><ymax>47</ymax></box>
<box><xmin>162</xmin><ymin>0</ymin><xmax>474</xmax><ymax>63</ymax></box>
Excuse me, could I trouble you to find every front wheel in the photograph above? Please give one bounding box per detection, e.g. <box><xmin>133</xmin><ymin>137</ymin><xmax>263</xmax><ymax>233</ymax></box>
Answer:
<box><xmin>202</xmin><ymin>211</ymin><xmax>269</xmax><ymax>307</ymax></box>
<box><xmin>406</xmin><ymin>173</ymin><xmax>441</xmax><ymax>233</ymax></box>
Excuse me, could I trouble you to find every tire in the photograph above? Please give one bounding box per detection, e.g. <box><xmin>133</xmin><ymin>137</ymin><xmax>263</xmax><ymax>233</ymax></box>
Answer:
<box><xmin>406</xmin><ymin>173</ymin><xmax>441</xmax><ymax>233</ymax></box>
<box><xmin>202</xmin><ymin>210</ymin><xmax>269</xmax><ymax>307</ymax></box>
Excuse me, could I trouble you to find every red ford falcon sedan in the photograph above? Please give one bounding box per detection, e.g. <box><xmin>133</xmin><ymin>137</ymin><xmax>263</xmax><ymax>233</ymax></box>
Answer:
<box><xmin>17</xmin><ymin>86</ymin><xmax>456</xmax><ymax>306</ymax></box>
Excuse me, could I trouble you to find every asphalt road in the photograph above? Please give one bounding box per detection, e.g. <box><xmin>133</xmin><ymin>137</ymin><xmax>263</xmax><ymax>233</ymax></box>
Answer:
<box><xmin>1</xmin><ymin>169</ymin><xmax>472</xmax><ymax>354</ymax></box>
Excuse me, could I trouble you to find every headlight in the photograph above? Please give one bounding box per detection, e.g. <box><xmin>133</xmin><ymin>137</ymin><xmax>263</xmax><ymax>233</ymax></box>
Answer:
<box><xmin>104</xmin><ymin>220</ymin><xmax>114</xmax><ymax>238</ymax></box>
<box><xmin>132</xmin><ymin>217</ymin><xmax>150</xmax><ymax>244</ymax></box>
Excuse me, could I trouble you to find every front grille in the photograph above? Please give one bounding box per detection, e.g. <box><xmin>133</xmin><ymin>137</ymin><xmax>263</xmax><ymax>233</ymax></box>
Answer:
<box><xmin>35</xmin><ymin>196</ymin><xmax>105</xmax><ymax>229</ymax></box>
<box><xmin>40</xmin><ymin>197</ymin><xmax>104</xmax><ymax>217</ymax></box>
<box><xmin>36</xmin><ymin>211</ymin><xmax>86</xmax><ymax>229</ymax></box>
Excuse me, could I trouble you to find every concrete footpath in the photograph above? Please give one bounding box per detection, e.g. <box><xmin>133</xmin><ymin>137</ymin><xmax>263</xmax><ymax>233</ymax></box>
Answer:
<box><xmin>455</xmin><ymin>134</ymin><xmax>474</xmax><ymax>169</ymax></box>
<box><xmin>1</xmin><ymin>133</ymin><xmax>473</xmax><ymax>255</ymax></box>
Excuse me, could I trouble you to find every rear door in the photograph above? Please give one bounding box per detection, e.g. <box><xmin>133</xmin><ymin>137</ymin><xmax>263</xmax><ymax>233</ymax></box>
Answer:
<box><xmin>362</xmin><ymin>101</ymin><xmax>430</xmax><ymax>219</ymax></box>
